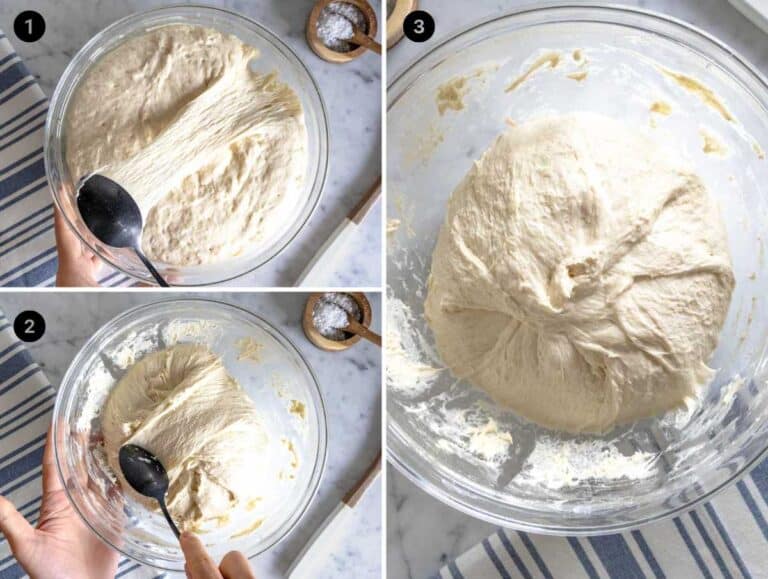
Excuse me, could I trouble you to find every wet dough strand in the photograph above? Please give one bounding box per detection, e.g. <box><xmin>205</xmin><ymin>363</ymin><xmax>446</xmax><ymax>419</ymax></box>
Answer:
<box><xmin>66</xmin><ymin>25</ymin><xmax>307</xmax><ymax>266</ymax></box>
<box><xmin>102</xmin><ymin>344</ymin><xmax>274</xmax><ymax>531</ymax></box>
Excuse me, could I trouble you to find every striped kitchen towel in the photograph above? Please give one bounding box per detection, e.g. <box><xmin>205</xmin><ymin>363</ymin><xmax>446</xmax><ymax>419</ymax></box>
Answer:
<box><xmin>0</xmin><ymin>30</ymin><xmax>131</xmax><ymax>287</ymax></box>
<box><xmin>439</xmin><ymin>465</ymin><xmax>768</xmax><ymax>578</ymax></box>
<box><xmin>0</xmin><ymin>309</ymin><xmax>167</xmax><ymax>578</ymax></box>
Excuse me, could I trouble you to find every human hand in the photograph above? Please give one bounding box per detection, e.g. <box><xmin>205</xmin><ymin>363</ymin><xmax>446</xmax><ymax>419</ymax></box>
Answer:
<box><xmin>180</xmin><ymin>532</ymin><xmax>256</xmax><ymax>579</ymax></box>
<box><xmin>54</xmin><ymin>207</ymin><xmax>101</xmax><ymax>287</ymax></box>
<box><xmin>0</xmin><ymin>426</ymin><xmax>120</xmax><ymax>579</ymax></box>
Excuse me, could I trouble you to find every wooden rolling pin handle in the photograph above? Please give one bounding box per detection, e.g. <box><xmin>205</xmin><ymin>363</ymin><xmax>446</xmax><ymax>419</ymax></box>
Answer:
<box><xmin>343</xmin><ymin>452</ymin><xmax>382</xmax><ymax>508</ymax></box>
<box><xmin>348</xmin><ymin>176</ymin><xmax>382</xmax><ymax>224</ymax></box>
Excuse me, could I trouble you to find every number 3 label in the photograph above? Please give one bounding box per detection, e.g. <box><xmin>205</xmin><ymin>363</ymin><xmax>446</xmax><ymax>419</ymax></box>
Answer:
<box><xmin>404</xmin><ymin>10</ymin><xmax>435</xmax><ymax>43</ymax></box>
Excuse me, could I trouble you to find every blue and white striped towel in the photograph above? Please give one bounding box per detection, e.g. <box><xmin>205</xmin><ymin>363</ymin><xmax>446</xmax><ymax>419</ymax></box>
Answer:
<box><xmin>0</xmin><ymin>309</ymin><xmax>168</xmax><ymax>578</ymax></box>
<box><xmin>440</xmin><ymin>461</ymin><xmax>768</xmax><ymax>577</ymax></box>
<box><xmin>0</xmin><ymin>30</ymin><xmax>131</xmax><ymax>288</ymax></box>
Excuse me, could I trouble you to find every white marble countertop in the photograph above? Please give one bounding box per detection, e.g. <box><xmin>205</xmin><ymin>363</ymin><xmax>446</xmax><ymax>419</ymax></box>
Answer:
<box><xmin>0</xmin><ymin>0</ymin><xmax>382</xmax><ymax>288</ymax></box>
<box><xmin>387</xmin><ymin>1</ymin><xmax>768</xmax><ymax>578</ymax></box>
<box><xmin>0</xmin><ymin>292</ymin><xmax>382</xmax><ymax>579</ymax></box>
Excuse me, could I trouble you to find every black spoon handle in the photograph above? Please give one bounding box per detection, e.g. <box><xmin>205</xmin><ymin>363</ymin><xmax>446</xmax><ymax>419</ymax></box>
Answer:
<box><xmin>158</xmin><ymin>498</ymin><xmax>181</xmax><ymax>539</ymax></box>
<box><xmin>133</xmin><ymin>248</ymin><xmax>170</xmax><ymax>287</ymax></box>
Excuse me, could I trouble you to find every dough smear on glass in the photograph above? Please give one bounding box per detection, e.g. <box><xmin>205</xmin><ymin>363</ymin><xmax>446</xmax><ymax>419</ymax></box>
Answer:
<box><xmin>66</xmin><ymin>24</ymin><xmax>307</xmax><ymax>266</ymax></box>
<box><xmin>425</xmin><ymin>113</ymin><xmax>734</xmax><ymax>433</ymax></box>
<box><xmin>102</xmin><ymin>344</ymin><xmax>274</xmax><ymax>531</ymax></box>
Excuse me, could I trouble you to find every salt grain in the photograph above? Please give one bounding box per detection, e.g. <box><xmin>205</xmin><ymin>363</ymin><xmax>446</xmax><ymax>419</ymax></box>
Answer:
<box><xmin>313</xmin><ymin>293</ymin><xmax>362</xmax><ymax>340</ymax></box>
<box><xmin>316</xmin><ymin>1</ymin><xmax>367</xmax><ymax>53</ymax></box>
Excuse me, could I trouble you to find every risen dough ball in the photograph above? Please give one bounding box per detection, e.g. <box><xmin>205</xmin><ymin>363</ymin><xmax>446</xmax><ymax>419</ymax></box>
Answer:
<box><xmin>425</xmin><ymin>113</ymin><xmax>734</xmax><ymax>434</ymax></box>
<box><xmin>102</xmin><ymin>344</ymin><xmax>272</xmax><ymax>531</ymax></box>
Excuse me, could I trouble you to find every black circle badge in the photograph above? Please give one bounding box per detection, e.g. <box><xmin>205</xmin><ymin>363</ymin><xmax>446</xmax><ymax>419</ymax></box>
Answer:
<box><xmin>14</xmin><ymin>11</ymin><xmax>46</xmax><ymax>43</ymax></box>
<box><xmin>403</xmin><ymin>10</ymin><xmax>435</xmax><ymax>43</ymax></box>
<box><xmin>14</xmin><ymin>311</ymin><xmax>45</xmax><ymax>343</ymax></box>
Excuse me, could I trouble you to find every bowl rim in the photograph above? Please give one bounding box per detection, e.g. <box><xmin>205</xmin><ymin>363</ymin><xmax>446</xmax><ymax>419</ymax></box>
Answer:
<box><xmin>52</xmin><ymin>297</ymin><xmax>328</xmax><ymax>569</ymax></box>
<box><xmin>388</xmin><ymin>2</ymin><xmax>768</xmax><ymax>107</ymax></box>
<box><xmin>386</xmin><ymin>2</ymin><xmax>768</xmax><ymax>535</ymax></box>
<box><xmin>388</xmin><ymin>414</ymin><xmax>768</xmax><ymax>536</ymax></box>
<box><xmin>45</xmin><ymin>4</ymin><xmax>330</xmax><ymax>286</ymax></box>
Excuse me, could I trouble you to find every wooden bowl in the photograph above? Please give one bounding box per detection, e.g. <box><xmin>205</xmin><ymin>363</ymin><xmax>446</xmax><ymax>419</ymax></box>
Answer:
<box><xmin>306</xmin><ymin>0</ymin><xmax>379</xmax><ymax>63</ymax></box>
<box><xmin>303</xmin><ymin>292</ymin><xmax>374</xmax><ymax>351</ymax></box>
<box><xmin>387</xmin><ymin>0</ymin><xmax>417</xmax><ymax>48</ymax></box>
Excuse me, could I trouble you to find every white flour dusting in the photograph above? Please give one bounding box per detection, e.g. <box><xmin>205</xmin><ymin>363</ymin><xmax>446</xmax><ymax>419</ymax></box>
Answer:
<box><xmin>403</xmin><ymin>398</ymin><xmax>515</xmax><ymax>470</ymax></box>
<box><xmin>468</xmin><ymin>419</ymin><xmax>514</xmax><ymax>459</ymax></box>
<box><xmin>108</xmin><ymin>328</ymin><xmax>158</xmax><ymax>369</ymax></box>
<box><xmin>164</xmin><ymin>319</ymin><xmax>222</xmax><ymax>345</ymax></box>
<box><xmin>386</xmin><ymin>297</ymin><xmax>443</xmax><ymax>395</ymax></box>
<box><xmin>76</xmin><ymin>362</ymin><xmax>115</xmax><ymax>431</ymax></box>
<box><xmin>519</xmin><ymin>438</ymin><xmax>657</xmax><ymax>490</ymax></box>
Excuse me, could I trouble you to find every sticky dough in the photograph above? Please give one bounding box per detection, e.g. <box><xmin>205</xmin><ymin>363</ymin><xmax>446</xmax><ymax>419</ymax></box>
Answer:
<box><xmin>65</xmin><ymin>25</ymin><xmax>307</xmax><ymax>266</ymax></box>
<box><xmin>102</xmin><ymin>344</ymin><xmax>273</xmax><ymax>530</ymax></box>
<box><xmin>425</xmin><ymin>113</ymin><xmax>734</xmax><ymax>434</ymax></box>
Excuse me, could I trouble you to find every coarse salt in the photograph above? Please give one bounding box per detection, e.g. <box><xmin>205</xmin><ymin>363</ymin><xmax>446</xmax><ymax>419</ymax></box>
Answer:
<box><xmin>313</xmin><ymin>293</ymin><xmax>362</xmax><ymax>340</ymax></box>
<box><xmin>316</xmin><ymin>1</ymin><xmax>367</xmax><ymax>53</ymax></box>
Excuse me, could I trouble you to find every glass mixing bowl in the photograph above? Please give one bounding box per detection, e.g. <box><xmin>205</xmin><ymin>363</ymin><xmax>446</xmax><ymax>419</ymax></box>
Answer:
<box><xmin>387</xmin><ymin>4</ymin><xmax>768</xmax><ymax>534</ymax></box>
<box><xmin>53</xmin><ymin>299</ymin><xmax>327</xmax><ymax>571</ymax></box>
<box><xmin>45</xmin><ymin>6</ymin><xmax>328</xmax><ymax>286</ymax></box>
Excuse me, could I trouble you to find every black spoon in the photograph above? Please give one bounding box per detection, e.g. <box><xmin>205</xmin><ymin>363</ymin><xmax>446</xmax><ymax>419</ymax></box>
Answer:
<box><xmin>119</xmin><ymin>444</ymin><xmax>180</xmax><ymax>539</ymax></box>
<box><xmin>77</xmin><ymin>175</ymin><xmax>169</xmax><ymax>287</ymax></box>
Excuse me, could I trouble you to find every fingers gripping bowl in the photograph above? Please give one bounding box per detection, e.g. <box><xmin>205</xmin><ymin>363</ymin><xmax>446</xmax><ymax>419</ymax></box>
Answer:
<box><xmin>387</xmin><ymin>5</ymin><xmax>768</xmax><ymax>534</ymax></box>
<box><xmin>45</xmin><ymin>6</ymin><xmax>329</xmax><ymax>286</ymax></box>
<box><xmin>53</xmin><ymin>300</ymin><xmax>327</xmax><ymax>571</ymax></box>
